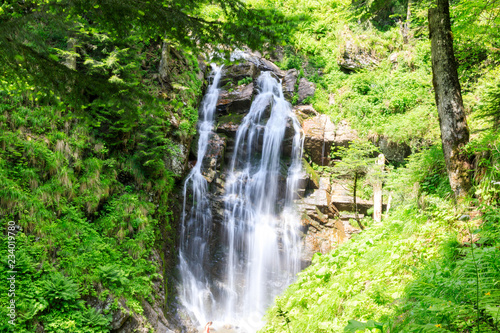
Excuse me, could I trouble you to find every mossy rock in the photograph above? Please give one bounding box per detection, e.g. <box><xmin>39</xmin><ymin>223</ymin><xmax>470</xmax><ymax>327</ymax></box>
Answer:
<box><xmin>302</xmin><ymin>158</ymin><xmax>320</xmax><ymax>189</ymax></box>
<box><xmin>217</xmin><ymin>113</ymin><xmax>246</xmax><ymax>127</ymax></box>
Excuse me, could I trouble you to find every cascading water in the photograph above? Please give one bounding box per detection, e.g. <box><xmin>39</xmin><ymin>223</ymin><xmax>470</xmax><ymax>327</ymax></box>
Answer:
<box><xmin>180</xmin><ymin>66</ymin><xmax>304</xmax><ymax>333</ymax></box>
<box><xmin>179</xmin><ymin>64</ymin><xmax>223</xmax><ymax>325</ymax></box>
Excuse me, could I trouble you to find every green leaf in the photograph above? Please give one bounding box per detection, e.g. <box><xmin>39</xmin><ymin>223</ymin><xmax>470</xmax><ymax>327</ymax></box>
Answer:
<box><xmin>344</xmin><ymin>319</ymin><xmax>384</xmax><ymax>332</ymax></box>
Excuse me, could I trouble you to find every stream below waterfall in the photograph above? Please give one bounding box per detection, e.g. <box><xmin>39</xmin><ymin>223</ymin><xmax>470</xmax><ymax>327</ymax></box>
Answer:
<box><xmin>179</xmin><ymin>62</ymin><xmax>304</xmax><ymax>333</ymax></box>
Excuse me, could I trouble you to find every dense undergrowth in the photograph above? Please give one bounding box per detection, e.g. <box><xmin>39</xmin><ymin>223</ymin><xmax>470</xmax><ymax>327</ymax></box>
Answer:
<box><xmin>0</xmin><ymin>28</ymin><xmax>204</xmax><ymax>333</ymax></box>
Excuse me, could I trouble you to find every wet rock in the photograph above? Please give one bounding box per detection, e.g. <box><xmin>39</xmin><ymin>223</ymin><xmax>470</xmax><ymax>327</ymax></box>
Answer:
<box><xmin>297</xmin><ymin>78</ymin><xmax>315</xmax><ymax>103</ymax></box>
<box><xmin>217</xmin><ymin>83</ymin><xmax>254</xmax><ymax>115</ymax></box>
<box><xmin>259</xmin><ymin>58</ymin><xmax>284</xmax><ymax>76</ymax></box>
<box><xmin>201</xmin><ymin>133</ymin><xmax>226</xmax><ymax>183</ymax></box>
<box><xmin>282</xmin><ymin>69</ymin><xmax>298</xmax><ymax>99</ymax></box>
<box><xmin>221</xmin><ymin>63</ymin><xmax>259</xmax><ymax>86</ymax></box>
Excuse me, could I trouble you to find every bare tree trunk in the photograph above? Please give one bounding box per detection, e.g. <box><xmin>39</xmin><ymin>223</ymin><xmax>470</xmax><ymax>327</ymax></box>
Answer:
<box><xmin>400</xmin><ymin>0</ymin><xmax>412</xmax><ymax>43</ymax></box>
<box><xmin>353</xmin><ymin>172</ymin><xmax>364</xmax><ymax>230</ymax></box>
<box><xmin>64</xmin><ymin>38</ymin><xmax>77</xmax><ymax>70</ymax></box>
<box><xmin>429</xmin><ymin>0</ymin><xmax>472</xmax><ymax>200</ymax></box>
<box><xmin>385</xmin><ymin>192</ymin><xmax>392</xmax><ymax>216</ymax></box>
<box><xmin>373</xmin><ymin>154</ymin><xmax>384</xmax><ymax>223</ymax></box>
<box><xmin>159</xmin><ymin>41</ymin><xmax>170</xmax><ymax>83</ymax></box>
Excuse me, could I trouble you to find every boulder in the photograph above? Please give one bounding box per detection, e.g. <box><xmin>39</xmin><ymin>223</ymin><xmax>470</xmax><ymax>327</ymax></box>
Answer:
<box><xmin>217</xmin><ymin>82</ymin><xmax>254</xmax><ymax>115</ymax></box>
<box><xmin>221</xmin><ymin>62</ymin><xmax>259</xmax><ymax>86</ymax></box>
<box><xmin>338</xmin><ymin>39</ymin><xmax>378</xmax><ymax>71</ymax></box>
<box><xmin>282</xmin><ymin>69</ymin><xmax>298</xmax><ymax>99</ymax></box>
<box><xmin>259</xmin><ymin>58</ymin><xmax>284</xmax><ymax>76</ymax></box>
<box><xmin>372</xmin><ymin>135</ymin><xmax>411</xmax><ymax>164</ymax></box>
<box><xmin>297</xmin><ymin>78</ymin><xmax>315</xmax><ymax>103</ymax></box>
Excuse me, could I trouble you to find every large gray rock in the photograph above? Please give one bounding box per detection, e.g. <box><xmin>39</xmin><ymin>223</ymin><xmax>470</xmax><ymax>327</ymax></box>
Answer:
<box><xmin>338</xmin><ymin>40</ymin><xmax>378</xmax><ymax>71</ymax></box>
<box><xmin>282</xmin><ymin>69</ymin><xmax>298</xmax><ymax>99</ymax></box>
<box><xmin>297</xmin><ymin>78</ymin><xmax>315</xmax><ymax>103</ymax></box>
<box><xmin>217</xmin><ymin>82</ymin><xmax>254</xmax><ymax>115</ymax></box>
<box><xmin>372</xmin><ymin>135</ymin><xmax>412</xmax><ymax>163</ymax></box>
<box><xmin>221</xmin><ymin>62</ymin><xmax>259</xmax><ymax>85</ymax></box>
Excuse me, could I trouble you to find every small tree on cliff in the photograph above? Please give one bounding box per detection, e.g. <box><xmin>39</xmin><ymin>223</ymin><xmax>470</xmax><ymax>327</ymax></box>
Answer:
<box><xmin>429</xmin><ymin>0</ymin><xmax>473</xmax><ymax>200</ymax></box>
<box><xmin>331</xmin><ymin>139</ymin><xmax>380</xmax><ymax>230</ymax></box>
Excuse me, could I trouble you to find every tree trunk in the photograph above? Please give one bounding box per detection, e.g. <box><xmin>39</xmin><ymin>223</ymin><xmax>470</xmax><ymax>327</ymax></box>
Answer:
<box><xmin>63</xmin><ymin>38</ymin><xmax>77</xmax><ymax>70</ymax></box>
<box><xmin>429</xmin><ymin>0</ymin><xmax>472</xmax><ymax>199</ymax></box>
<box><xmin>353</xmin><ymin>172</ymin><xmax>364</xmax><ymax>230</ymax></box>
<box><xmin>400</xmin><ymin>0</ymin><xmax>412</xmax><ymax>43</ymax></box>
<box><xmin>159</xmin><ymin>42</ymin><xmax>170</xmax><ymax>83</ymax></box>
<box><xmin>373</xmin><ymin>154</ymin><xmax>384</xmax><ymax>223</ymax></box>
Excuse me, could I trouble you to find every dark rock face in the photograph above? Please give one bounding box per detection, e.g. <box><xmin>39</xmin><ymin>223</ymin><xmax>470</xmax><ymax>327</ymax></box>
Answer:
<box><xmin>297</xmin><ymin>78</ymin><xmax>316</xmax><ymax>103</ymax></box>
<box><xmin>221</xmin><ymin>63</ymin><xmax>259</xmax><ymax>86</ymax></box>
<box><xmin>217</xmin><ymin>82</ymin><xmax>254</xmax><ymax>115</ymax></box>
<box><xmin>201</xmin><ymin>133</ymin><xmax>227</xmax><ymax>183</ymax></box>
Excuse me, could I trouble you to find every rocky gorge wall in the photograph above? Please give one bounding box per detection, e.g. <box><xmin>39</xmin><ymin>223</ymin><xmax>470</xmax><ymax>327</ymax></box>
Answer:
<box><xmin>187</xmin><ymin>53</ymin><xmax>357</xmax><ymax>277</ymax></box>
<box><xmin>116</xmin><ymin>51</ymin><xmax>412</xmax><ymax>333</ymax></box>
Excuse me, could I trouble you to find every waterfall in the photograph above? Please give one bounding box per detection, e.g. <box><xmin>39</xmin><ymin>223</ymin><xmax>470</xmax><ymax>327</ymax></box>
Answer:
<box><xmin>180</xmin><ymin>67</ymin><xmax>303</xmax><ymax>333</ymax></box>
<box><xmin>179</xmin><ymin>64</ymin><xmax>223</xmax><ymax>325</ymax></box>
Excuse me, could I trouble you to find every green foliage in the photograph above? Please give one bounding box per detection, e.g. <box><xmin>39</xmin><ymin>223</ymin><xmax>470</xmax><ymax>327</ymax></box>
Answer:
<box><xmin>237</xmin><ymin>77</ymin><xmax>253</xmax><ymax>85</ymax></box>
<box><xmin>344</xmin><ymin>319</ymin><xmax>384</xmax><ymax>333</ymax></box>
<box><xmin>331</xmin><ymin>139</ymin><xmax>380</xmax><ymax>178</ymax></box>
<box><xmin>262</xmin><ymin>200</ymin><xmax>456</xmax><ymax>332</ymax></box>
<box><xmin>40</xmin><ymin>272</ymin><xmax>80</xmax><ymax>305</ymax></box>
<box><xmin>388</xmin><ymin>210</ymin><xmax>500</xmax><ymax>332</ymax></box>
<box><xmin>386</xmin><ymin>145</ymin><xmax>452</xmax><ymax>204</ymax></box>
<box><xmin>0</xmin><ymin>27</ymin><xmax>193</xmax><ymax>329</ymax></box>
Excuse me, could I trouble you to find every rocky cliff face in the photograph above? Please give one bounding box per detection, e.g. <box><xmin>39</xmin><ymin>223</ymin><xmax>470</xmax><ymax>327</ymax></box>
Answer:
<box><xmin>184</xmin><ymin>54</ymin><xmax>350</xmax><ymax>275</ymax></box>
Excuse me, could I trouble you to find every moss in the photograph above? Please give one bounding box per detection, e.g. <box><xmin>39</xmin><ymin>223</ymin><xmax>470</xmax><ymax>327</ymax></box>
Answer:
<box><xmin>217</xmin><ymin>113</ymin><xmax>246</xmax><ymax>126</ymax></box>
<box><xmin>302</xmin><ymin>158</ymin><xmax>320</xmax><ymax>188</ymax></box>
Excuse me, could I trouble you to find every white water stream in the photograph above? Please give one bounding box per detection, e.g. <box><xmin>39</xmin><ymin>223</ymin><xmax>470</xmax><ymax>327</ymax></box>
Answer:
<box><xmin>180</xmin><ymin>67</ymin><xmax>303</xmax><ymax>333</ymax></box>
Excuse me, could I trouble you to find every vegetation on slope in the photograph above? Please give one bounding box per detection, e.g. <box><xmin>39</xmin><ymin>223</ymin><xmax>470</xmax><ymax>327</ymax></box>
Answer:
<box><xmin>0</xmin><ymin>0</ymin><xmax>287</xmax><ymax>331</ymax></box>
<box><xmin>254</xmin><ymin>0</ymin><xmax>500</xmax><ymax>331</ymax></box>
<box><xmin>0</xmin><ymin>41</ymin><xmax>203</xmax><ymax>331</ymax></box>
